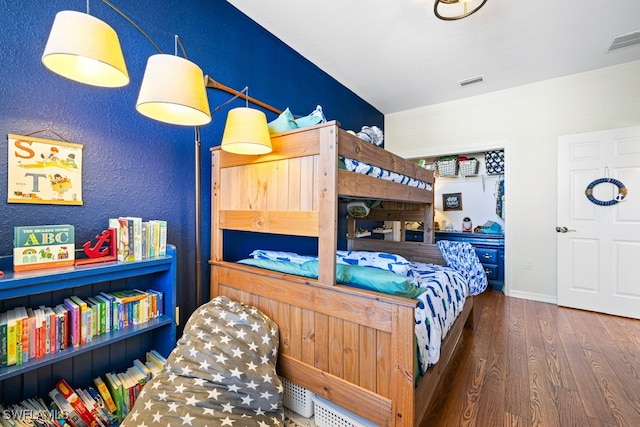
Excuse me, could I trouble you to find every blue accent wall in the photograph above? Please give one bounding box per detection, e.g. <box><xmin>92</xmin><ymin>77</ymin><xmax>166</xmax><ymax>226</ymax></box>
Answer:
<box><xmin>0</xmin><ymin>0</ymin><xmax>383</xmax><ymax>326</ymax></box>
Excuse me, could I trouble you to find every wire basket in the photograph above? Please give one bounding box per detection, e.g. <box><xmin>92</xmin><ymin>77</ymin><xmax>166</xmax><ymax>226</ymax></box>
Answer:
<box><xmin>312</xmin><ymin>395</ymin><xmax>377</xmax><ymax>427</ymax></box>
<box><xmin>436</xmin><ymin>159</ymin><xmax>458</xmax><ymax>177</ymax></box>
<box><xmin>459</xmin><ymin>158</ymin><xmax>479</xmax><ymax>176</ymax></box>
<box><xmin>418</xmin><ymin>159</ymin><xmax>437</xmax><ymax>172</ymax></box>
<box><xmin>280</xmin><ymin>376</ymin><xmax>314</xmax><ymax>418</ymax></box>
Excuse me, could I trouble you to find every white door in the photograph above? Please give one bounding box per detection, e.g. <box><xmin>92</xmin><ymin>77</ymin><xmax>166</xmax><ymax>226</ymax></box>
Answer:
<box><xmin>557</xmin><ymin>126</ymin><xmax>640</xmax><ymax>319</ymax></box>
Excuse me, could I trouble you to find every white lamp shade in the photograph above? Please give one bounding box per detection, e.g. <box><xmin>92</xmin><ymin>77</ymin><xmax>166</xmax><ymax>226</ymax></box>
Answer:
<box><xmin>42</xmin><ymin>10</ymin><xmax>129</xmax><ymax>87</ymax></box>
<box><xmin>136</xmin><ymin>54</ymin><xmax>212</xmax><ymax>126</ymax></box>
<box><xmin>221</xmin><ymin>108</ymin><xmax>272</xmax><ymax>155</ymax></box>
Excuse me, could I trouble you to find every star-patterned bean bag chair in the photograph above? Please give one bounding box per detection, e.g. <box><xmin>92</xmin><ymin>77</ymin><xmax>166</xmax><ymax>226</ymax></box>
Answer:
<box><xmin>121</xmin><ymin>296</ymin><xmax>284</xmax><ymax>426</ymax></box>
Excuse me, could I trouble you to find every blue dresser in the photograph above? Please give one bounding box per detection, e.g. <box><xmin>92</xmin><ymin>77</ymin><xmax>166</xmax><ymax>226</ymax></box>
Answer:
<box><xmin>434</xmin><ymin>231</ymin><xmax>505</xmax><ymax>291</ymax></box>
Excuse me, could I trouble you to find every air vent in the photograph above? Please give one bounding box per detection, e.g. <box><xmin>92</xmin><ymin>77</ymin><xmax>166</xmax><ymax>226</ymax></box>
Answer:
<box><xmin>458</xmin><ymin>75</ymin><xmax>484</xmax><ymax>87</ymax></box>
<box><xmin>607</xmin><ymin>30</ymin><xmax>640</xmax><ymax>52</ymax></box>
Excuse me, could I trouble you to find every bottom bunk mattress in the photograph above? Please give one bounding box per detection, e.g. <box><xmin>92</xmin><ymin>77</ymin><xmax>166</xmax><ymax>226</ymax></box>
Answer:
<box><xmin>239</xmin><ymin>249</ymin><xmax>471</xmax><ymax>376</ymax></box>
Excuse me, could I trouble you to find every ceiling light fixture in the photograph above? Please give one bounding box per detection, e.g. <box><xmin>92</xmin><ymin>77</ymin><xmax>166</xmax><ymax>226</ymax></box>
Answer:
<box><xmin>434</xmin><ymin>0</ymin><xmax>488</xmax><ymax>21</ymax></box>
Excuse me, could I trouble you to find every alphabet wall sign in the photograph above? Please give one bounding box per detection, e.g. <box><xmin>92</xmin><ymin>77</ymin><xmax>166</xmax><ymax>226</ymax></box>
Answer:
<box><xmin>442</xmin><ymin>192</ymin><xmax>463</xmax><ymax>211</ymax></box>
<box><xmin>7</xmin><ymin>134</ymin><xmax>83</xmax><ymax>205</ymax></box>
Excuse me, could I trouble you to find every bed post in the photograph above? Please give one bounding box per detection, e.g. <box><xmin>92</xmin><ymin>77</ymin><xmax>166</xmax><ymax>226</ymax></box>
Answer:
<box><xmin>317</xmin><ymin>125</ymin><xmax>338</xmax><ymax>286</ymax></box>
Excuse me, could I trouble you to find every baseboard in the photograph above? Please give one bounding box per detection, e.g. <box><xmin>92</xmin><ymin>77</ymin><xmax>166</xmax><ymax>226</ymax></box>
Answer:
<box><xmin>504</xmin><ymin>289</ymin><xmax>557</xmax><ymax>304</ymax></box>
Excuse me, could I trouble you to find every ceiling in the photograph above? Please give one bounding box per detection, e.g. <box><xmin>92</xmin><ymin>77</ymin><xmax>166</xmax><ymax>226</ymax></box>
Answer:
<box><xmin>227</xmin><ymin>0</ymin><xmax>640</xmax><ymax>115</ymax></box>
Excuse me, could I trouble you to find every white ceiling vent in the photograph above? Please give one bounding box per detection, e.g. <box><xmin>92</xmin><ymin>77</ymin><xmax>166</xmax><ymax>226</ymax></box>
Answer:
<box><xmin>607</xmin><ymin>30</ymin><xmax>640</xmax><ymax>52</ymax></box>
<box><xmin>458</xmin><ymin>75</ymin><xmax>484</xmax><ymax>87</ymax></box>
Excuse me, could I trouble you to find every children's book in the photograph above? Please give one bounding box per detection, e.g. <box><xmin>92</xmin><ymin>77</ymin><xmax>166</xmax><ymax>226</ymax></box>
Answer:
<box><xmin>13</xmin><ymin>225</ymin><xmax>75</xmax><ymax>271</ymax></box>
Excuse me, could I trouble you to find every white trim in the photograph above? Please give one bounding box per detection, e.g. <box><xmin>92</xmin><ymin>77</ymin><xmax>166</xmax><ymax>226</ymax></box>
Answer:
<box><xmin>506</xmin><ymin>289</ymin><xmax>558</xmax><ymax>305</ymax></box>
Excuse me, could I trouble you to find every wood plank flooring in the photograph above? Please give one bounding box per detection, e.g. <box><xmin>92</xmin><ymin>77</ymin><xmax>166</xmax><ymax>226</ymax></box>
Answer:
<box><xmin>423</xmin><ymin>290</ymin><xmax>640</xmax><ymax>427</ymax></box>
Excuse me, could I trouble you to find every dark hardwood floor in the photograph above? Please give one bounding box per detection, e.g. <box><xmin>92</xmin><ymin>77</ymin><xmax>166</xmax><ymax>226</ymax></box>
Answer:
<box><xmin>423</xmin><ymin>289</ymin><xmax>640</xmax><ymax>427</ymax></box>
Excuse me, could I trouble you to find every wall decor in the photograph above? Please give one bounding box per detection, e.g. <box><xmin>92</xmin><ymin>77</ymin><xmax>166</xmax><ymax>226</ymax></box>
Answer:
<box><xmin>7</xmin><ymin>134</ymin><xmax>83</xmax><ymax>205</ymax></box>
<box><xmin>443</xmin><ymin>192</ymin><xmax>463</xmax><ymax>211</ymax></box>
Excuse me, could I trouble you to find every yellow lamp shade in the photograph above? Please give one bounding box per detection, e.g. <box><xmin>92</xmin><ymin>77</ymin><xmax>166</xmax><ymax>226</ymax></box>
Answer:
<box><xmin>136</xmin><ymin>54</ymin><xmax>211</xmax><ymax>126</ymax></box>
<box><xmin>42</xmin><ymin>10</ymin><xmax>129</xmax><ymax>87</ymax></box>
<box><xmin>221</xmin><ymin>108</ymin><xmax>272</xmax><ymax>155</ymax></box>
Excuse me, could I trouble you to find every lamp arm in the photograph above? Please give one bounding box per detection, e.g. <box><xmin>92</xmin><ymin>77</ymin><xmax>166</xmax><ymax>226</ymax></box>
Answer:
<box><xmin>101</xmin><ymin>0</ymin><xmax>163</xmax><ymax>54</ymax></box>
<box><xmin>205</xmin><ymin>76</ymin><xmax>282</xmax><ymax>115</ymax></box>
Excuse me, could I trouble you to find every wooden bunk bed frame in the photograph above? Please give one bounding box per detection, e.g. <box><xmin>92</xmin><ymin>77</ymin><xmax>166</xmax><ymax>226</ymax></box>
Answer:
<box><xmin>210</xmin><ymin>121</ymin><xmax>474</xmax><ymax>427</ymax></box>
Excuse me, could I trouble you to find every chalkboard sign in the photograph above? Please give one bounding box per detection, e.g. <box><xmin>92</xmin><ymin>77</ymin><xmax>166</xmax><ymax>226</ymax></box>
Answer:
<box><xmin>442</xmin><ymin>192</ymin><xmax>463</xmax><ymax>211</ymax></box>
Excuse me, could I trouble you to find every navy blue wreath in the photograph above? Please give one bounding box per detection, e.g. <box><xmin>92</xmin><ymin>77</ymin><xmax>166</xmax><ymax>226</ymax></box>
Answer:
<box><xmin>584</xmin><ymin>178</ymin><xmax>627</xmax><ymax>206</ymax></box>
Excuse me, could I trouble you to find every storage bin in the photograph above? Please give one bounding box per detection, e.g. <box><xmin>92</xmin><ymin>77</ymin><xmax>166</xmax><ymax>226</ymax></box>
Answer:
<box><xmin>459</xmin><ymin>158</ymin><xmax>479</xmax><ymax>176</ymax></box>
<box><xmin>312</xmin><ymin>395</ymin><xmax>377</xmax><ymax>427</ymax></box>
<box><xmin>436</xmin><ymin>158</ymin><xmax>458</xmax><ymax>177</ymax></box>
<box><xmin>418</xmin><ymin>159</ymin><xmax>437</xmax><ymax>172</ymax></box>
<box><xmin>485</xmin><ymin>150</ymin><xmax>504</xmax><ymax>174</ymax></box>
<box><xmin>280</xmin><ymin>376</ymin><xmax>314</xmax><ymax>418</ymax></box>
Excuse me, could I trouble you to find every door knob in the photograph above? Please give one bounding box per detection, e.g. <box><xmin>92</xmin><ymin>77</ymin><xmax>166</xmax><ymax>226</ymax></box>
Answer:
<box><xmin>556</xmin><ymin>226</ymin><xmax>576</xmax><ymax>233</ymax></box>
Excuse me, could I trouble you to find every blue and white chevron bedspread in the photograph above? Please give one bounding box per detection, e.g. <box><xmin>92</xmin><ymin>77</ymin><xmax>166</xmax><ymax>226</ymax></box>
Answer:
<box><xmin>341</xmin><ymin>157</ymin><xmax>433</xmax><ymax>191</ymax></box>
<box><xmin>408</xmin><ymin>262</ymin><xmax>468</xmax><ymax>374</ymax></box>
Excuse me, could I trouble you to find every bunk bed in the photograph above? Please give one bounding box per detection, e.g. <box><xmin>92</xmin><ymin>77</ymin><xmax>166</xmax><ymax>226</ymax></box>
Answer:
<box><xmin>209</xmin><ymin>121</ymin><xmax>474</xmax><ymax>427</ymax></box>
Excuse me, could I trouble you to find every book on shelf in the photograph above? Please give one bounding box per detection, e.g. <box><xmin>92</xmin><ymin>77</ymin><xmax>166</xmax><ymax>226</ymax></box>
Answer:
<box><xmin>69</xmin><ymin>296</ymin><xmax>90</xmax><ymax>345</ymax></box>
<box><xmin>55</xmin><ymin>379</ymin><xmax>100</xmax><ymax>427</ymax></box>
<box><xmin>0</xmin><ymin>311</ymin><xmax>7</xmax><ymax>367</ymax></box>
<box><xmin>13</xmin><ymin>224</ymin><xmax>75</xmax><ymax>271</ymax></box>
<box><xmin>53</xmin><ymin>304</ymin><xmax>70</xmax><ymax>351</ymax></box>
<box><xmin>93</xmin><ymin>376</ymin><xmax>117</xmax><ymax>416</ymax></box>
<box><xmin>63</xmin><ymin>297</ymin><xmax>80</xmax><ymax>348</ymax></box>
<box><xmin>49</xmin><ymin>387</ymin><xmax>90</xmax><ymax>427</ymax></box>
<box><xmin>104</xmin><ymin>372</ymin><xmax>125</xmax><ymax>421</ymax></box>
<box><xmin>77</xmin><ymin>387</ymin><xmax>110</xmax><ymax>426</ymax></box>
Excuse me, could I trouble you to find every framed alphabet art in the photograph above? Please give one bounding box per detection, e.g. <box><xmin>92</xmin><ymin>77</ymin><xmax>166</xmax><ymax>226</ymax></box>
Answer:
<box><xmin>442</xmin><ymin>192</ymin><xmax>462</xmax><ymax>211</ymax></box>
<box><xmin>7</xmin><ymin>134</ymin><xmax>83</xmax><ymax>205</ymax></box>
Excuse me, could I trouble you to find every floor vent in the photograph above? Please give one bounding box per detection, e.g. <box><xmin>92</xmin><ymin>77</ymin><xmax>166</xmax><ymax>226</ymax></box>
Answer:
<box><xmin>607</xmin><ymin>30</ymin><xmax>640</xmax><ymax>52</ymax></box>
<box><xmin>458</xmin><ymin>75</ymin><xmax>484</xmax><ymax>87</ymax></box>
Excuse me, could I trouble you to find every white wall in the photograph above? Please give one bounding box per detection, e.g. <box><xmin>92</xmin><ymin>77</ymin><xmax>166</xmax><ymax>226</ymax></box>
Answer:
<box><xmin>385</xmin><ymin>60</ymin><xmax>640</xmax><ymax>302</ymax></box>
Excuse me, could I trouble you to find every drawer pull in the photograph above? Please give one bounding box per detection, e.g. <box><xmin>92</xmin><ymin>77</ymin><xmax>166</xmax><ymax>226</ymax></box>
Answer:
<box><xmin>483</xmin><ymin>254</ymin><xmax>492</xmax><ymax>259</ymax></box>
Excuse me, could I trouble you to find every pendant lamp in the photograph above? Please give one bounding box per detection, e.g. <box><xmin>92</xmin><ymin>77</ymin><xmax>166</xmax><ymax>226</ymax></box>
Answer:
<box><xmin>434</xmin><ymin>0</ymin><xmax>488</xmax><ymax>21</ymax></box>
<box><xmin>136</xmin><ymin>54</ymin><xmax>211</xmax><ymax>126</ymax></box>
<box><xmin>220</xmin><ymin>107</ymin><xmax>272</xmax><ymax>155</ymax></box>
<box><xmin>42</xmin><ymin>10</ymin><xmax>129</xmax><ymax>87</ymax></box>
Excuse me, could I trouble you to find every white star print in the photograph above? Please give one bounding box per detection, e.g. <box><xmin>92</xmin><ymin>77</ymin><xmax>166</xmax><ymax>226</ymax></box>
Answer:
<box><xmin>235</xmin><ymin>329</ymin><xmax>247</xmax><ymax>340</ymax></box>
<box><xmin>221</xmin><ymin>402</ymin><xmax>234</xmax><ymax>413</ymax></box>
<box><xmin>208</xmin><ymin>388</ymin><xmax>221</xmax><ymax>399</ymax></box>
<box><xmin>185</xmin><ymin>395</ymin><xmax>199</xmax><ymax>405</ymax></box>
<box><xmin>152</xmin><ymin>411</ymin><xmax>162</xmax><ymax>422</ymax></box>
<box><xmin>260</xmin><ymin>390</ymin><xmax>273</xmax><ymax>400</ymax></box>
<box><xmin>203</xmin><ymin>407</ymin><xmax>215</xmax><ymax>416</ymax></box>
<box><xmin>241</xmin><ymin>395</ymin><xmax>254</xmax><ymax>405</ymax></box>
<box><xmin>246</xmin><ymin>361</ymin><xmax>257</xmax><ymax>371</ymax></box>
<box><xmin>211</xmin><ymin>373</ymin><xmax>225</xmax><ymax>383</ymax></box>
<box><xmin>250</xmin><ymin>323</ymin><xmax>260</xmax><ymax>332</ymax></box>
<box><xmin>181</xmin><ymin>365</ymin><xmax>193</xmax><ymax>376</ymax></box>
<box><xmin>199</xmin><ymin>359</ymin><xmax>211</xmax><ymax>371</ymax></box>
<box><xmin>229</xmin><ymin>367</ymin><xmax>243</xmax><ymax>378</ymax></box>
<box><xmin>231</xmin><ymin>347</ymin><xmax>244</xmax><ymax>358</ymax></box>
<box><xmin>188</xmin><ymin>347</ymin><xmax>198</xmax><ymax>357</ymax></box>
<box><xmin>175</xmin><ymin>383</ymin><xmax>187</xmax><ymax>393</ymax></box>
<box><xmin>129</xmin><ymin>410</ymin><xmax>139</xmax><ymax>420</ymax></box>
<box><xmin>220</xmin><ymin>416</ymin><xmax>234</xmax><ymax>426</ymax></box>
<box><xmin>167</xmin><ymin>402</ymin><xmax>179</xmax><ymax>412</ymax></box>
<box><xmin>246</xmin><ymin>380</ymin><xmax>258</xmax><ymax>390</ymax></box>
<box><xmin>227</xmin><ymin>384</ymin><xmax>240</xmax><ymax>393</ymax></box>
<box><xmin>180</xmin><ymin>413</ymin><xmax>195</xmax><ymax>425</ymax></box>
<box><xmin>204</xmin><ymin>341</ymin><xmax>214</xmax><ymax>351</ymax></box>
<box><xmin>220</xmin><ymin>335</ymin><xmax>231</xmax><ymax>345</ymax></box>
<box><xmin>262</xmin><ymin>373</ymin><xmax>273</xmax><ymax>383</ymax></box>
<box><xmin>248</xmin><ymin>342</ymin><xmax>258</xmax><ymax>351</ymax></box>
<box><xmin>144</xmin><ymin>400</ymin><xmax>154</xmax><ymax>410</ymax></box>
<box><xmin>215</xmin><ymin>353</ymin><xmax>228</xmax><ymax>364</ymax></box>
<box><xmin>193</xmin><ymin>377</ymin><xmax>206</xmax><ymax>387</ymax></box>
<box><xmin>158</xmin><ymin>391</ymin><xmax>168</xmax><ymax>401</ymax></box>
